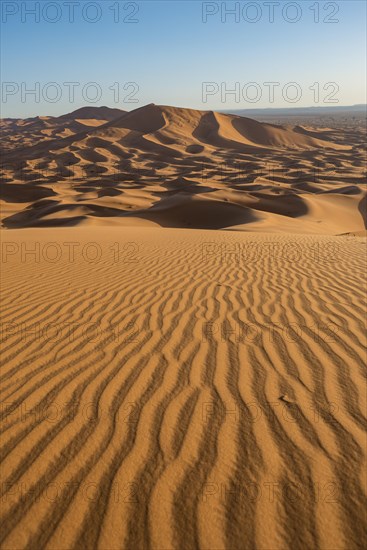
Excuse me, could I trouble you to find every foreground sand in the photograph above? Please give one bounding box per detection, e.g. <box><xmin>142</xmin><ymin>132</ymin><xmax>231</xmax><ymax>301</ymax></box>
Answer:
<box><xmin>1</xmin><ymin>227</ymin><xmax>366</xmax><ymax>549</ymax></box>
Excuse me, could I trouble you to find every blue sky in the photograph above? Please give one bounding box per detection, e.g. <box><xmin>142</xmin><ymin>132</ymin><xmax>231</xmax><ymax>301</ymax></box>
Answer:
<box><xmin>1</xmin><ymin>0</ymin><xmax>366</xmax><ymax>117</ymax></box>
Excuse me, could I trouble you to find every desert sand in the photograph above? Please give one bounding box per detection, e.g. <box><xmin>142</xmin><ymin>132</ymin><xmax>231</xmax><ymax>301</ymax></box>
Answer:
<box><xmin>1</xmin><ymin>104</ymin><xmax>366</xmax><ymax>233</ymax></box>
<box><xmin>0</xmin><ymin>105</ymin><xmax>366</xmax><ymax>549</ymax></box>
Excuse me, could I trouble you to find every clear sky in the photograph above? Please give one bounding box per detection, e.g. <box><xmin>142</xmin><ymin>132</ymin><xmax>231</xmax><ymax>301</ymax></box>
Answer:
<box><xmin>1</xmin><ymin>0</ymin><xmax>366</xmax><ymax>117</ymax></box>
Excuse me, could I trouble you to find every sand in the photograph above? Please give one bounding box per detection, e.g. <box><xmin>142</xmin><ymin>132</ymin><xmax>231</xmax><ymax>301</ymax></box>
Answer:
<box><xmin>1</xmin><ymin>104</ymin><xmax>365</xmax><ymax>233</ymax></box>
<box><xmin>0</xmin><ymin>106</ymin><xmax>366</xmax><ymax>549</ymax></box>
<box><xmin>0</xmin><ymin>227</ymin><xmax>366</xmax><ymax>549</ymax></box>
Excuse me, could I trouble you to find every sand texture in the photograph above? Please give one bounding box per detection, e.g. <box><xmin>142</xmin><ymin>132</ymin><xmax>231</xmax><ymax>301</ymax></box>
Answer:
<box><xmin>0</xmin><ymin>227</ymin><xmax>366</xmax><ymax>549</ymax></box>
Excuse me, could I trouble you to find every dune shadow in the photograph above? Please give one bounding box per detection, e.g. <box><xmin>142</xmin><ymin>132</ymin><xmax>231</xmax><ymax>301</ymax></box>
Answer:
<box><xmin>136</xmin><ymin>195</ymin><xmax>259</xmax><ymax>229</ymax></box>
<box><xmin>0</xmin><ymin>184</ymin><xmax>56</xmax><ymax>203</ymax></box>
<box><xmin>249</xmin><ymin>193</ymin><xmax>309</xmax><ymax>218</ymax></box>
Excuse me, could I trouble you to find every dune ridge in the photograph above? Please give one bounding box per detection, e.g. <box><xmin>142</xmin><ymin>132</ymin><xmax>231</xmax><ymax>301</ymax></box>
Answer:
<box><xmin>1</xmin><ymin>104</ymin><xmax>365</xmax><ymax>232</ymax></box>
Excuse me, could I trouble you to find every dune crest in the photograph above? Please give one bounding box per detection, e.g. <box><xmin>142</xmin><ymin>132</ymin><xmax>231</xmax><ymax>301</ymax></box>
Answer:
<box><xmin>1</xmin><ymin>104</ymin><xmax>365</xmax><ymax>231</ymax></box>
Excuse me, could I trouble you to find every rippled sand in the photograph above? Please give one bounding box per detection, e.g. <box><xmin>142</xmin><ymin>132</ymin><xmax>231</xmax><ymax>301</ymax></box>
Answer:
<box><xmin>1</xmin><ymin>227</ymin><xmax>366</xmax><ymax>549</ymax></box>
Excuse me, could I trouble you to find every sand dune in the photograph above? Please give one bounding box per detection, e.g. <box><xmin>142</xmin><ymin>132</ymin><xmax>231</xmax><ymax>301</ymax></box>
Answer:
<box><xmin>1</xmin><ymin>106</ymin><xmax>366</xmax><ymax>548</ymax></box>
<box><xmin>0</xmin><ymin>227</ymin><xmax>366</xmax><ymax>549</ymax></box>
<box><xmin>0</xmin><ymin>107</ymin><xmax>126</xmax><ymax>152</ymax></box>
<box><xmin>1</xmin><ymin>104</ymin><xmax>365</xmax><ymax>232</ymax></box>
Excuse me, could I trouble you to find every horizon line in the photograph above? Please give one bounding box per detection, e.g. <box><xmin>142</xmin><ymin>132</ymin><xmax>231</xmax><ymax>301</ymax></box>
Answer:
<box><xmin>2</xmin><ymin>102</ymin><xmax>367</xmax><ymax>120</ymax></box>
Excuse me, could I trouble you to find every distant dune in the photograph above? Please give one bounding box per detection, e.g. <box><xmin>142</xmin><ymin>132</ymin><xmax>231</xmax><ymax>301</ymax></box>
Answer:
<box><xmin>1</xmin><ymin>103</ymin><xmax>366</xmax><ymax>232</ymax></box>
<box><xmin>226</xmin><ymin>104</ymin><xmax>367</xmax><ymax>116</ymax></box>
